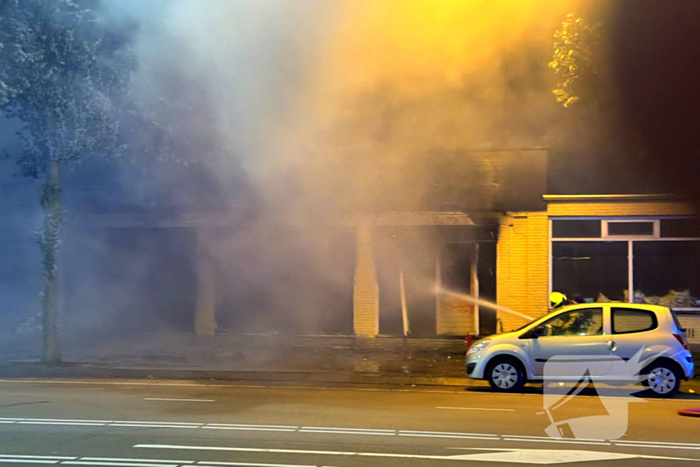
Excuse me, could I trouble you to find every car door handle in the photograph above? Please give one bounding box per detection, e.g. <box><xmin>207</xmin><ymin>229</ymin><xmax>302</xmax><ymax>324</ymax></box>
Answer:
<box><xmin>607</xmin><ymin>340</ymin><xmax>617</xmax><ymax>351</ymax></box>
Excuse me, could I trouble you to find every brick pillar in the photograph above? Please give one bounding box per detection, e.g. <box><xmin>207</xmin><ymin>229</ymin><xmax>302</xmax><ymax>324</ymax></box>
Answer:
<box><xmin>496</xmin><ymin>212</ymin><xmax>549</xmax><ymax>332</ymax></box>
<box><xmin>195</xmin><ymin>228</ymin><xmax>217</xmax><ymax>335</ymax></box>
<box><xmin>353</xmin><ymin>218</ymin><xmax>379</xmax><ymax>337</ymax></box>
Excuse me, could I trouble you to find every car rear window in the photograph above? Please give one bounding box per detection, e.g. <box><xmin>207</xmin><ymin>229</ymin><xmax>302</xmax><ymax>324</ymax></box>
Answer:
<box><xmin>611</xmin><ymin>308</ymin><xmax>658</xmax><ymax>334</ymax></box>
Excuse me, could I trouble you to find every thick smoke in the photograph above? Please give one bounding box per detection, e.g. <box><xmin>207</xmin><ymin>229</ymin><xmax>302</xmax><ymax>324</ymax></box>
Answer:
<box><xmin>111</xmin><ymin>0</ymin><xmax>583</xmax><ymax>334</ymax></box>
<box><xmin>4</xmin><ymin>0</ymin><xmax>603</xmax><ymax>345</ymax></box>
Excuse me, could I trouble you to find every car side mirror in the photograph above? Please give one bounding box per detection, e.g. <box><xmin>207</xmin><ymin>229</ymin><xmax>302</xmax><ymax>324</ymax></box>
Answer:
<box><xmin>523</xmin><ymin>326</ymin><xmax>547</xmax><ymax>339</ymax></box>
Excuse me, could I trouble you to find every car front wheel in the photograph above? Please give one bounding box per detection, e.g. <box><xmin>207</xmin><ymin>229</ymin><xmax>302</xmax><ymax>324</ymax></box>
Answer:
<box><xmin>487</xmin><ymin>358</ymin><xmax>525</xmax><ymax>392</ymax></box>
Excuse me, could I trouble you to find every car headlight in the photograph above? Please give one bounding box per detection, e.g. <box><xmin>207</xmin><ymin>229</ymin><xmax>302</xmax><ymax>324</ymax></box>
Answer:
<box><xmin>468</xmin><ymin>339</ymin><xmax>491</xmax><ymax>355</ymax></box>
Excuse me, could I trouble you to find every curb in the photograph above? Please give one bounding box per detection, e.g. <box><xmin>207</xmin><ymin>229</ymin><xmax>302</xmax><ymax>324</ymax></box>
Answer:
<box><xmin>679</xmin><ymin>408</ymin><xmax>700</xmax><ymax>417</ymax></box>
<box><xmin>0</xmin><ymin>364</ymin><xmax>475</xmax><ymax>387</ymax></box>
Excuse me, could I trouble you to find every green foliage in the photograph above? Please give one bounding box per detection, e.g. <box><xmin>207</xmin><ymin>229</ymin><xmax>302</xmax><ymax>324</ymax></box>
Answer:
<box><xmin>0</xmin><ymin>0</ymin><xmax>137</xmax><ymax>361</ymax></box>
<box><xmin>0</xmin><ymin>0</ymin><xmax>134</xmax><ymax>178</ymax></box>
<box><xmin>549</xmin><ymin>13</ymin><xmax>601</xmax><ymax>108</ymax></box>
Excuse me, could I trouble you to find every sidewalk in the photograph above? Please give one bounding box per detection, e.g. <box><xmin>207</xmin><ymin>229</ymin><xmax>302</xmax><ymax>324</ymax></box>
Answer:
<box><xmin>0</xmin><ymin>332</ymin><xmax>472</xmax><ymax>385</ymax></box>
<box><xmin>0</xmin><ymin>332</ymin><xmax>697</xmax><ymax>387</ymax></box>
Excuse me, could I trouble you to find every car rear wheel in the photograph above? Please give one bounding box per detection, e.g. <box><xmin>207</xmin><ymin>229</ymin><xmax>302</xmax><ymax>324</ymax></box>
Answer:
<box><xmin>642</xmin><ymin>362</ymin><xmax>681</xmax><ymax>397</ymax></box>
<box><xmin>487</xmin><ymin>358</ymin><xmax>525</xmax><ymax>392</ymax></box>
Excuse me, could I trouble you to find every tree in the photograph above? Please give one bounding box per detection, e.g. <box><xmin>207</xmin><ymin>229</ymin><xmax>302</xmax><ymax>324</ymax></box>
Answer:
<box><xmin>0</xmin><ymin>0</ymin><xmax>135</xmax><ymax>363</ymax></box>
<box><xmin>549</xmin><ymin>13</ymin><xmax>602</xmax><ymax>108</ymax></box>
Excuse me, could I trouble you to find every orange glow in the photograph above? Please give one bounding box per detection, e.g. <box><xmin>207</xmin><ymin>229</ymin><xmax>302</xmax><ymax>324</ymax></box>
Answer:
<box><xmin>320</xmin><ymin>0</ymin><xmax>581</xmax><ymax>100</ymax></box>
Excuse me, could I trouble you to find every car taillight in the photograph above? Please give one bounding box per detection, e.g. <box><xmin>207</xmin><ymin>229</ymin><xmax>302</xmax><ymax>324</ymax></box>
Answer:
<box><xmin>674</xmin><ymin>334</ymin><xmax>690</xmax><ymax>351</ymax></box>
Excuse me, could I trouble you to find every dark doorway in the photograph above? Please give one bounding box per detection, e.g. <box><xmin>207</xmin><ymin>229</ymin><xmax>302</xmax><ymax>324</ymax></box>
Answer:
<box><xmin>477</xmin><ymin>241</ymin><xmax>498</xmax><ymax>336</ymax></box>
<box><xmin>61</xmin><ymin>227</ymin><xmax>198</xmax><ymax>333</ymax></box>
<box><xmin>377</xmin><ymin>227</ymin><xmax>438</xmax><ymax>337</ymax></box>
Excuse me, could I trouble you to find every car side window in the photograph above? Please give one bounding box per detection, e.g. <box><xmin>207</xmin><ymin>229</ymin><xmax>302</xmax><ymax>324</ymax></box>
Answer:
<box><xmin>611</xmin><ymin>308</ymin><xmax>658</xmax><ymax>334</ymax></box>
<box><xmin>535</xmin><ymin>308</ymin><xmax>604</xmax><ymax>337</ymax></box>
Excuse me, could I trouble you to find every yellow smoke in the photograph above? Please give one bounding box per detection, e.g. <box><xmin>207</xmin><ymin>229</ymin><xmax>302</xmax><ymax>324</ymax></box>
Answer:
<box><xmin>320</xmin><ymin>0</ymin><xmax>581</xmax><ymax>100</ymax></box>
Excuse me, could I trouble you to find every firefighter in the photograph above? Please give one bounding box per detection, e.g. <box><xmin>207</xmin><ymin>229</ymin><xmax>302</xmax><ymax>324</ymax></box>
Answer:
<box><xmin>549</xmin><ymin>291</ymin><xmax>567</xmax><ymax>310</ymax></box>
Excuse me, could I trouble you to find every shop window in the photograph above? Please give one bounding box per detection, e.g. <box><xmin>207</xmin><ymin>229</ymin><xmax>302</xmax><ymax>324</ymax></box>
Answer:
<box><xmin>552</xmin><ymin>242</ymin><xmax>628</xmax><ymax>302</ymax></box>
<box><xmin>552</xmin><ymin>220</ymin><xmax>601</xmax><ymax>238</ymax></box>
<box><xmin>660</xmin><ymin>218</ymin><xmax>700</xmax><ymax>238</ymax></box>
<box><xmin>611</xmin><ymin>308</ymin><xmax>657</xmax><ymax>334</ymax></box>
<box><xmin>606</xmin><ymin>221</ymin><xmax>654</xmax><ymax>236</ymax></box>
<box><xmin>633</xmin><ymin>241</ymin><xmax>700</xmax><ymax>307</ymax></box>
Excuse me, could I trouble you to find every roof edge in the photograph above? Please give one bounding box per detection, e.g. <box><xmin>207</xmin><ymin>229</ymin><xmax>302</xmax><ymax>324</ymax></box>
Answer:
<box><xmin>543</xmin><ymin>194</ymin><xmax>679</xmax><ymax>203</ymax></box>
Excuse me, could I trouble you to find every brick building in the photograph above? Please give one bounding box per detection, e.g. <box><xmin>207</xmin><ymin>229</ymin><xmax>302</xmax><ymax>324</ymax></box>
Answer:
<box><xmin>9</xmin><ymin>148</ymin><xmax>698</xmax><ymax>343</ymax></box>
<box><xmin>348</xmin><ymin>193</ymin><xmax>700</xmax><ymax>343</ymax></box>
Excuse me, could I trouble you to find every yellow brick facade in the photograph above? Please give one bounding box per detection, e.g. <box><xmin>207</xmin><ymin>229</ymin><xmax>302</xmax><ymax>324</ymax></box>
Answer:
<box><xmin>493</xmin><ymin>198</ymin><xmax>698</xmax><ymax>333</ymax></box>
<box><xmin>496</xmin><ymin>212</ymin><xmax>550</xmax><ymax>331</ymax></box>
<box><xmin>437</xmin><ymin>298</ymin><xmax>476</xmax><ymax>336</ymax></box>
<box><xmin>547</xmin><ymin>201</ymin><xmax>695</xmax><ymax>217</ymax></box>
<box><xmin>353</xmin><ymin>219</ymin><xmax>379</xmax><ymax>336</ymax></box>
<box><xmin>353</xmin><ymin>198</ymin><xmax>698</xmax><ymax>337</ymax></box>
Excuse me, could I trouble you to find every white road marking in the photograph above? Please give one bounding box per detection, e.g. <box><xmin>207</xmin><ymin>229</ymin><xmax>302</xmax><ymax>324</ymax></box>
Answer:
<box><xmin>400</xmin><ymin>430</ymin><xmax>498</xmax><ymax>437</ymax></box>
<box><xmin>133</xmin><ymin>444</ymin><xmax>700</xmax><ymax>464</ymax></box>
<box><xmin>196</xmin><ymin>462</ymin><xmax>316</xmax><ymax>467</ymax></box>
<box><xmin>443</xmin><ymin>448</ymin><xmax>699</xmax><ymax>464</ymax></box>
<box><xmin>615</xmin><ymin>440</ymin><xmax>700</xmax><ymax>448</ymax></box>
<box><xmin>298</xmin><ymin>429</ymin><xmax>394</xmax><ymax>436</ymax></box>
<box><xmin>110</xmin><ymin>424</ymin><xmax>197</xmax><ymax>429</ymax></box>
<box><xmin>301</xmin><ymin>426</ymin><xmax>396</xmax><ymax>434</ymax></box>
<box><xmin>63</xmin><ymin>462</ymin><xmax>179</xmax><ymax>467</ymax></box>
<box><xmin>613</xmin><ymin>444</ymin><xmax>700</xmax><ymax>451</ymax></box>
<box><xmin>18</xmin><ymin>422</ymin><xmax>106</xmax><ymax>426</ymax></box>
<box><xmin>132</xmin><ymin>444</ymin><xmax>459</xmax><ymax>460</ymax></box>
<box><xmin>205</xmin><ymin>424</ymin><xmax>297</xmax><ymax>429</ymax></box>
<box><xmin>144</xmin><ymin>398</ymin><xmax>214</xmax><ymax>403</ymax></box>
<box><xmin>0</xmin><ymin>456</ymin><xmax>76</xmax><ymax>460</ymax></box>
<box><xmin>503</xmin><ymin>435</ymin><xmax>607</xmax><ymax>442</ymax></box>
<box><xmin>203</xmin><ymin>427</ymin><xmax>296</xmax><ymax>432</ymax></box>
<box><xmin>25</xmin><ymin>419</ymin><xmax>113</xmax><ymax>424</ymax></box>
<box><xmin>78</xmin><ymin>459</ymin><xmax>191</xmax><ymax>465</ymax></box>
<box><xmin>436</xmin><ymin>407</ymin><xmax>515</xmax><ymax>411</ymax></box>
<box><xmin>112</xmin><ymin>422</ymin><xmax>202</xmax><ymax>426</ymax></box>
<box><xmin>505</xmin><ymin>438</ymin><xmax>611</xmax><ymax>446</ymax></box>
<box><xmin>0</xmin><ymin>460</ymin><xmax>58</xmax><ymax>464</ymax></box>
<box><xmin>398</xmin><ymin>434</ymin><xmax>500</xmax><ymax>440</ymax></box>
<box><xmin>4</xmin><ymin>414</ymin><xmax>700</xmax><ymax>453</ymax></box>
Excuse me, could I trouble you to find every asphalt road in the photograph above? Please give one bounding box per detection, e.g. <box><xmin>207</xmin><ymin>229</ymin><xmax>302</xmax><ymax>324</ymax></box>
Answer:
<box><xmin>0</xmin><ymin>379</ymin><xmax>699</xmax><ymax>466</ymax></box>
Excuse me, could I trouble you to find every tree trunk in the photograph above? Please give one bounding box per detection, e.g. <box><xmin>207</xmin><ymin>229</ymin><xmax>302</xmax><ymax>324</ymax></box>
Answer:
<box><xmin>40</xmin><ymin>163</ymin><xmax>62</xmax><ymax>364</ymax></box>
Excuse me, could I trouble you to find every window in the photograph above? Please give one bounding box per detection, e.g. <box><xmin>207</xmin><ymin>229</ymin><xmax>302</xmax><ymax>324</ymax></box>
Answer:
<box><xmin>551</xmin><ymin>217</ymin><xmax>700</xmax><ymax>309</ymax></box>
<box><xmin>537</xmin><ymin>308</ymin><xmax>603</xmax><ymax>337</ymax></box>
<box><xmin>552</xmin><ymin>242</ymin><xmax>628</xmax><ymax>302</ymax></box>
<box><xmin>611</xmin><ymin>308</ymin><xmax>658</xmax><ymax>334</ymax></box>
<box><xmin>552</xmin><ymin>220</ymin><xmax>601</xmax><ymax>238</ymax></box>
<box><xmin>607</xmin><ymin>221</ymin><xmax>654</xmax><ymax>236</ymax></box>
<box><xmin>661</xmin><ymin>218</ymin><xmax>700</xmax><ymax>238</ymax></box>
<box><xmin>633</xmin><ymin>241</ymin><xmax>700</xmax><ymax>307</ymax></box>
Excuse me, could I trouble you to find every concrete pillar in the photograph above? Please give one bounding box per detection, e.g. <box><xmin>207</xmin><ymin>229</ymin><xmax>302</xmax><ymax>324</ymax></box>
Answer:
<box><xmin>195</xmin><ymin>228</ymin><xmax>217</xmax><ymax>335</ymax></box>
<box><xmin>353</xmin><ymin>218</ymin><xmax>379</xmax><ymax>337</ymax></box>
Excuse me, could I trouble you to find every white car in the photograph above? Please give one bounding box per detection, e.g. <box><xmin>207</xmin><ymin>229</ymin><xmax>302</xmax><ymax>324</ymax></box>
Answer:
<box><xmin>466</xmin><ymin>303</ymin><xmax>695</xmax><ymax>396</ymax></box>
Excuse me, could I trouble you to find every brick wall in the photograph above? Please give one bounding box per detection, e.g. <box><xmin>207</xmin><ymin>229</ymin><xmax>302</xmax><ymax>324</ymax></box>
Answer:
<box><xmin>495</xmin><ymin>200</ymin><xmax>699</xmax><ymax>334</ymax></box>
<box><xmin>677</xmin><ymin>315</ymin><xmax>700</xmax><ymax>344</ymax></box>
<box><xmin>437</xmin><ymin>298</ymin><xmax>475</xmax><ymax>336</ymax></box>
<box><xmin>496</xmin><ymin>212</ymin><xmax>549</xmax><ymax>331</ymax></box>
<box><xmin>547</xmin><ymin>201</ymin><xmax>696</xmax><ymax>217</ymax></box>
<box><xmin>353</xmin><ymin>219</ymin><xmax>379</xmax><ymax>337</ymax></box>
